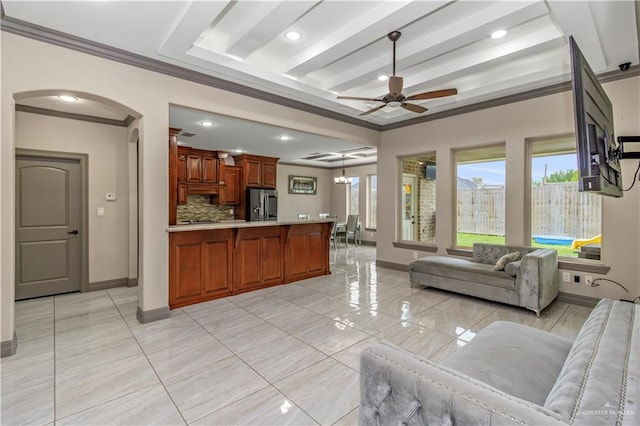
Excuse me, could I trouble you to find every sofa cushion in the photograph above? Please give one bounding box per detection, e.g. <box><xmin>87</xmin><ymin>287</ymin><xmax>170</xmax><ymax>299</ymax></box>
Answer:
<box><xmin>410</xmin><ymin>256</ymin><xmax>515</xmax><ymax>289</ymax></box>
<box><xmin>442</xmin><ymin>321</ymin><xmax>573</xmax><ymax>406</ymax></box>
<box><xmin>504</xmin><ymin>260</ymin><xmax>521</xmax><ymax>277</ymax></box>
<box><xmin>544</xmin><ymin>299</ymin><xmax>639</xmax><ymax>425</ymax></box>
<box><xmin>494</xmin><ymin>252</ymin><xmax>520</xmax><ymax>270</ymax></box>
<box><xmin>472</xmin><ymin>243</ymin><xmax>537</xmax><ymax>265</ymax></box>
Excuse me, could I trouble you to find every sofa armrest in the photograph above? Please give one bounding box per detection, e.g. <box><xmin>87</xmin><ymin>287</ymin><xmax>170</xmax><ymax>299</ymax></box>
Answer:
<box><xmin>360</xmin><ymin>342</ymin><xmax>565</xmax><ymax>425</ymax></box>
<box><xmin>516</xmin><ymin>248</ymin><xmax>559</xmax><ymax>312</ymax></box>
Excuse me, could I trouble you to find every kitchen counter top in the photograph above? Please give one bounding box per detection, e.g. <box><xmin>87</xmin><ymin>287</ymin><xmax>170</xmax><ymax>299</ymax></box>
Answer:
<box><xmin>167</xmin><ymin>219</ymin><xmax>335</xmax><ymax>232</ymax></box>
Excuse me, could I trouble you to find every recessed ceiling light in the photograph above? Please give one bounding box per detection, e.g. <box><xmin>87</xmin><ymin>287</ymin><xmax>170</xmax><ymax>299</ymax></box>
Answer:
<box><xmin>491</xmin><ymin>30</ymin><xmax>507</xmax><ymax>39</ymax></box>
<box><xmin>278</xmin><ymin>135</ymin><xmax>292</xmax><ymax>141</ymax></box>
<box><xmin>200</xmin><ymin>121</ymin><xmax>214</xmax><ymax>127</ymax></box>
<box><xmin>58</xmin><ymin>95</ymin><xmax>79</xmax><ymax>102</ymax></box>
<box><xmin>285</xmin><ymin>30</ymin><xmax>302</xmax><ymax>41</ymax></box>
<box><xmin>233</xmin><ymin>148</ymin><xmax>243</xmax><ymax>153</ymax></box>
<box><xmin>377</xmin><ymin>75</ymin><xmax>388</xmax><ymax>81</ymax></box>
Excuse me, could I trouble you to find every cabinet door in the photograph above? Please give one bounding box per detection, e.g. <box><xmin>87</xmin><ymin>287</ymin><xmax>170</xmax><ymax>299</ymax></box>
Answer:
<box><xmin>262</xmin><ymin>162</ymin><xmax>277</xmax><ymax>188</ymax></box>
<box><xmin>177</xmin><ymin>150</ymin><xmax>188</xmax><ymax>183</ymax></box>
<box><xmin>186</xmin><ymin>155</ymin><xmax>202</xmax><ymax>182</ymax></box>
<box><xmin>245</xmin><ymin>160</ymin><xmax>262</xmax><ymax>187</ymax></box>
<box><xmin>177</xmin><ymin>183</ymin><xmax>188</xmax><ymax>205</ymax></box>
<box><xmin>202</xmin><ymin>156</ymin><xmax>218</xmax><ymax>183</ymax></box>
<box><xmin>202</xmin><ymin>234</ymin><xmax>233</xmax><ymax>297</ymax></box>
<box><xmin>224</xmin><ymin>167</ymin><xmax>240</xmax><ymax>205</ymax></box>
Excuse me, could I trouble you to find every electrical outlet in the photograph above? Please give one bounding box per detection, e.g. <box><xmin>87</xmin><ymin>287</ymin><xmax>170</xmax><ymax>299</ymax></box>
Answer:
<box><xmin>413</xmin><ymin>251</ymin><xmax>419</xmax><ymax>259</ymax></box>
<box><xmin>573</xmin><ymin>275</ymin><xmax>580</xmax><ymax>284</ymax></box>
<box><xmin>585</xmin><ymin>275</ymin><xmax>593</xmax><ymax>286</ymax></box>
<box><xmin>562</xmin><ymin>272</ymin><xmax>570</xmax><ymax>282</ymax></box>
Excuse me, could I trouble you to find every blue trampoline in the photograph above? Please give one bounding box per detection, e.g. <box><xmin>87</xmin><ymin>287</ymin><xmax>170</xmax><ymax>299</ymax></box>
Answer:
<box><xmin>533</xmin><ymin>235</ymin><xmax>574</xmax><ymax>246</ymax></box>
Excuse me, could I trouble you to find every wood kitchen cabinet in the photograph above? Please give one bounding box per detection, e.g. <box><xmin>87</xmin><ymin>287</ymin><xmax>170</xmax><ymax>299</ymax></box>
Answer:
<box><xmin>186</xmin><ymin>149</ymin><xmax>218</xmax><ymax>184</ymax></box>
<box><xmin>220</xmin><ymin>166</ymin><xmax>241</xmax><ymax>205</ymax></box>
<box><xmin>285</xmin><ymin>223</ymin><xmax>329</xmax><ymax>281</ymax></box>
<box><xmin>169</xmin><ymin>228</ymin><xmax>234</xmax><ymax>308</ymax></box>
<box><xmin>234</xmin><ymin>226</ymin><xmax>285</xmax><ymax>292</ymax></box>
<box><xmin>168</xmin><ymin>222</ymin><xmax>332</xmax><ymax>308</ymax></box>
<box><xmin>234</xmin><ymin>154</ymin><xmax>279</xmax><ymax>189</ymax></box>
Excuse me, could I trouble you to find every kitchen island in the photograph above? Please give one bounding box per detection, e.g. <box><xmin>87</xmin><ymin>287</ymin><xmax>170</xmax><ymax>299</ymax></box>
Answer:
<box><xmin>167</xmin><ymin>220</ymin><xmax>333</xmax><ymax>309</ymax></box>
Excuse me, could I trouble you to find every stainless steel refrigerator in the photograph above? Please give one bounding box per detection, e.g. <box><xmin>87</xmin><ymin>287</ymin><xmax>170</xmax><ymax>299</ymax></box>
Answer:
<box><xmin>247</xmin><ymin>188</ymin><xmax>278</xmax><ymax>221</ymax></box>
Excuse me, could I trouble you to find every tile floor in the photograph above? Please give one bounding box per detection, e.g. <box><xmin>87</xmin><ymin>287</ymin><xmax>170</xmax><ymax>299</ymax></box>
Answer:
<box><xmin>0</xmin><ymin>246</ymin><xmax>594</xmax><ymax>425</ymax></box>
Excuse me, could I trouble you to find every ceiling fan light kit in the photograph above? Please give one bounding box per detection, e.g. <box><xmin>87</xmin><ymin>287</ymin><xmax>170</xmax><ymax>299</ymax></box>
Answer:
<box><xmin>337</xmin><ymin>31</ymin><xmax>458</xmax><ymax>116</ymax></box>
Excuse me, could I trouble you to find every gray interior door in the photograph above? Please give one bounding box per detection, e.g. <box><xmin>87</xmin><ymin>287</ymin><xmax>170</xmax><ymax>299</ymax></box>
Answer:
<box><xmin>16</xmin><ymin>155</ymin><xmax>82</xmax><ymax>300</ymax></box>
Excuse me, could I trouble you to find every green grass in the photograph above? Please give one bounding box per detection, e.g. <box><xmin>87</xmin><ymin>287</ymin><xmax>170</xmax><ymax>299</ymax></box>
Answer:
<box><xmin>456</xmin><ymin>232</ymin><xmax>577</xmax><ymax>257</ymax></box>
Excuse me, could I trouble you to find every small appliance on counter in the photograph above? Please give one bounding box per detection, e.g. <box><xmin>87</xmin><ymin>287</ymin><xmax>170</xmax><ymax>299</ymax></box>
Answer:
<box><xmin>247</xmin><ymin>188</ymin><xmax>278</xmax><ymax>221</ymax></box>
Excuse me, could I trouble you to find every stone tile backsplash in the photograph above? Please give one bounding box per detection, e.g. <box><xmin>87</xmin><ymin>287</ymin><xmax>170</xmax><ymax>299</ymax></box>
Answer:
<box><xmin>177</xmin><ymin>195</ymin><xmax>235</xmax><ymax>222</ymax></box>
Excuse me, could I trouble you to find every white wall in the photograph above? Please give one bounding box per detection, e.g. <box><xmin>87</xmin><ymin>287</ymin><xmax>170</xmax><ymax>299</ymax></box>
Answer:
<box><xmin>15</xmin><ymin>112</ymin><xmax>131</xmax><ymax>284</ymax></box>
<box><xmin>0</xmin><ymin>32</ymin><xmax>380</xmax><ymax>344</ymax></box>
<box><xmin>276</xmin><ymin>164</ymin><xmax>332</xmax><ymax>221</ymax></box>
<box><xmin>330</xmin><ymin>163</ymin><xmax>377</xmax><ymax>242</ymax></box>
<box><xmin>377</xmin><ymin>76</ymin><xmax>640</xmax><ymax>301</ymax></box>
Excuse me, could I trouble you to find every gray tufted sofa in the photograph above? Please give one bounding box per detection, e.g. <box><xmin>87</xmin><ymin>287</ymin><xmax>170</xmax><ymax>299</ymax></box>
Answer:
<box><xmin>360</xmin><ymin>298</ymin><xmax>639</xmax><ymax>425</ymax></box>
<box><xmin>409</xmin><ymin>243</ymin><xmax>559</xmax><ymax>316</ymax></box>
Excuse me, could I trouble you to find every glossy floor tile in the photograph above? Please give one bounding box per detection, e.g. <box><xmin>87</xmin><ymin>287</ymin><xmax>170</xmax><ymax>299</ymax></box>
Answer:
<box><xmin>1</xmin><ymin>246</ymin><xmax>593</xmax><ymax>425</ymax></box>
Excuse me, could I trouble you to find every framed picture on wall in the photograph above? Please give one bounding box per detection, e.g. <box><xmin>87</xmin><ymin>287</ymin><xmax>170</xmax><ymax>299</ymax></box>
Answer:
<box><xmin>289</xmin><ymin>175</ymin><xmax>317</xmax><ymax>195</ymax></box>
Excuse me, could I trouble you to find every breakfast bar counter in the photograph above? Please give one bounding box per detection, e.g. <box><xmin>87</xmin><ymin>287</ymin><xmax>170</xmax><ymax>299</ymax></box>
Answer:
<box><xmin>168</xmin><ymin>220</ymin><xmax>333</xmax><ymax>309</ymax></box>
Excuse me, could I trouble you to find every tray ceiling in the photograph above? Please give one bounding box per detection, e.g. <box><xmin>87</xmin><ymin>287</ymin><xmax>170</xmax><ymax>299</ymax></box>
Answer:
<box><xmin>3</xmin><ymin>0</ymin><xmax>638</xmax><ymax>127</ymax></box>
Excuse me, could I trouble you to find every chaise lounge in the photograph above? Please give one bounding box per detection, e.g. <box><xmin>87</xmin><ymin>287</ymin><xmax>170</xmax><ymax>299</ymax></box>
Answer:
<box><xmin>409</xmin><ymin>243</ymin><xmax>559</xmax><ymax>316</ymax></box>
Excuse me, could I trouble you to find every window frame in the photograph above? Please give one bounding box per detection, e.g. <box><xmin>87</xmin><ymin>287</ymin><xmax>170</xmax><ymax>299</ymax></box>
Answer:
<box><xmin>453</xmin><ymin>143</ymin><xmax>506</xmax><ymax>249</ymax></box>
<box><xmin>525</xmin><ymin>134</ymin><xmax>603</xmax><ymax>262</ymax></box>
<box><xmin>366</xmin><ymin>174</ymin><xmax>377</xmax><ymax>230</ymax></box>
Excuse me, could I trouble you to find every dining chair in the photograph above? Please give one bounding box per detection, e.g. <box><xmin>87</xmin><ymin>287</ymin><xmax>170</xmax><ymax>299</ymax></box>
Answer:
<box><xmin>336</xmin><ymin>214</ymin><xmax>359</xmax><ymax>248</ymax></box>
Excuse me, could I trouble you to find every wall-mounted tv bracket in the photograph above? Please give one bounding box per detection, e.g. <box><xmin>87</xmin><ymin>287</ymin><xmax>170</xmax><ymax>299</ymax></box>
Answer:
<box><xmin>618</xmin><ymin>136</ymin><xmax>640</xmax><ymax>159</ymax></box>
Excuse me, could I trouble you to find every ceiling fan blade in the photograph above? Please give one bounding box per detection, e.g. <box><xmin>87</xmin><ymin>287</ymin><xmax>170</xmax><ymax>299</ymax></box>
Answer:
<box><xmin>401</xmin><ymin>103</ymin><xmax>428</xmax><ymax>114</ymax></box>
<box><xmin>405</xmin><ymin>88</ymin><xmax>458</xmax><ymax>101</ymax></box>
<box><xmin>389</xmin><ymin>76</ymin><xmax>403</xmax><ymax>94</ymax></box>
<box><xmin>359</xmin><ymin>104</ymin><xmax>387</xmax><ymax>116</ymax></box>
<box><xmin>337</xmin><ymin>96</ymin><xmax>383</xmax><ymax>101</ymax></box>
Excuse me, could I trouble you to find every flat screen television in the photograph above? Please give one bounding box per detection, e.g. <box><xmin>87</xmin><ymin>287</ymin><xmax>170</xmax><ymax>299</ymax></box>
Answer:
<box><xmin>570</xmin><ymin>35</ymin><xmax>623</xmax><ymax>197</ymax></box>
<box><xmin>425</xmin><ymin>161</ymin><xmax>436</xmax><ymax>180</ymax></box>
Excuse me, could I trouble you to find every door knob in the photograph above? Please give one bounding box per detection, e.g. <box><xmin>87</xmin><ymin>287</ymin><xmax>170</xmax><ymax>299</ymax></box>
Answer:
<box><xmin>68</xmin><ymin>230</ymin><xmax>79</xmax><ymax>235</ymax></box>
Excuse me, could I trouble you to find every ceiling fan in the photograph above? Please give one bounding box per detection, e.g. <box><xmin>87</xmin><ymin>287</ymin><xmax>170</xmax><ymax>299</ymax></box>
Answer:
<box><xmin>337</xmin><ymin>31</ymin><xmax>458</xmax><ymax>116</ymax></box>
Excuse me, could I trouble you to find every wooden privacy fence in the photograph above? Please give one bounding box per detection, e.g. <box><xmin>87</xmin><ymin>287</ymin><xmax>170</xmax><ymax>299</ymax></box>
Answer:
<box><xmin>457</xmin><ymin>183</ymin><xmax>601</xmax><ymax>238</ymax></box>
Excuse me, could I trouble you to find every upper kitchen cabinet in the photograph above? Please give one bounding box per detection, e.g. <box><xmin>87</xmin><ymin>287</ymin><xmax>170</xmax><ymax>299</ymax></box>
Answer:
<box><xmin>186</xmin><ymin>149</ymin><xmax>218</xmax><ymax>184</ymax></box>
<box><xmin>234</xmin><ymin>154</ymin><xmax>279</xmax><ymax>189</ymax></box>
<box><xmin>220</xmin><ymin>166</ymin><xmax>241</xmax><ymax>205</ymax></box>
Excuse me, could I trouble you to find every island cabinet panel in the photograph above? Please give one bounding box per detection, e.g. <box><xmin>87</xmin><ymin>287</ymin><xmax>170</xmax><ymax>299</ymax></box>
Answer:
<box><xmin>169</xmin><ymin>229</ymin><xmax>233</xmax><ymax>308</ymax></box>
<box><xmin>234</xmin><ymin>226</ymin><xmax>285</xmax><ymax>292</ymax></box>
<box><xmin>202</xmin><ymin>239</ymin><xmax>232</xmax><ymax>297</ymax></box>
<box><xmin>169</xmin><ymin>222</ymin><xmax>331</xmax><ymax>309</ymax></box>
<box><xmin>285</xmin><ymin>223</ymin><xmax>330</xmax><ymax>281</ymax></box>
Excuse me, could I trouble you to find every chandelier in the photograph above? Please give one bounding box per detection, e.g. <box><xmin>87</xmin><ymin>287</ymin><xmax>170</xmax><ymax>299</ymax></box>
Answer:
<box><xmin>334</xmin><ymin>155</ymin><xmax>352</xmax><ymax>184</ymax></box>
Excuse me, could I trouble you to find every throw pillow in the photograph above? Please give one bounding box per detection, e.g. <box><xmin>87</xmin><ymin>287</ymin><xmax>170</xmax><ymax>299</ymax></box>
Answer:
<box><xmin>494</xmin><ymin>252</ymin><xmax>520</xmax><ymax>271</ymax></box>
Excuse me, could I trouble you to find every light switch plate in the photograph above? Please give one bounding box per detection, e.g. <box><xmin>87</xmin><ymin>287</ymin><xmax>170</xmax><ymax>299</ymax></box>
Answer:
<box><xmin>105</xmin><ymin>193</ymin><xmax>116</xmax><ymax>201</ymax></box>
<box><xmin>97</xmin><ymin>207</ymin><xmax>105</xmax><ymax>217</ymax></box>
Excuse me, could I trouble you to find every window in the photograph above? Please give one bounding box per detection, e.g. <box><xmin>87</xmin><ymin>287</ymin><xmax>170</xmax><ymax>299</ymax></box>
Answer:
<box><xmin>399</xmin><ymin>155</ymin><xmax>436</xmax><ymax>243</ymax></box>
<box><xmin>529</xmin><ymin>137</ymin><xmax>601</xmax><ymax>259</ymax></box>
<box><xmin>349</xmin><ymin>177</ymin><xmax>360</xmax><ymax>215</ymax></box>
<box><xmin>455</xmin><ymin>145</ymin><xmax>505</xmax><ymax>247</ymax></box>
<box><xmin>367</xmin><ymin>175</ymin><xmax>377</xmax><ymax>229</ymax></box>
